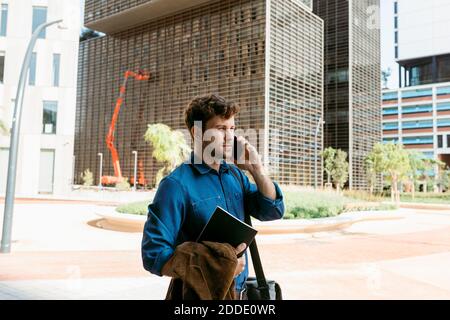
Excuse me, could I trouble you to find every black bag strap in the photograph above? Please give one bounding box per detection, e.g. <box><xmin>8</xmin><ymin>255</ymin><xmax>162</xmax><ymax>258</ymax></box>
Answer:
<box><xmin>229</xmin><ymin>165</ymin><xmax>270</xmax><ymax>298</ymax></box>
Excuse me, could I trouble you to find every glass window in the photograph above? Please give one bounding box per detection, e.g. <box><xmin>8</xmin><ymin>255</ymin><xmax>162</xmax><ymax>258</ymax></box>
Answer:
<box><xmin>437</xmin><ymin>55</ymin><xmax>450</xmax><ymax>83</ymax></box>
<box><xmin>383</xmin><ymin>137</ymin><xmax>399</xmax><ymax>144</ymax></box>
<box><xmin>437</xmin><ymin>119</ymin><xmax>450</xmax><ymax>127</ymax></box>
<box><xmin>447</xmin><ymin>135</ymin><xmax>450</xmax><ymax>149</ymax></box>
<box><xmin>29</xmin><ymin>53</ymin><xmax>37</xmax><ymax>86</ymax></box>
<box><xmin>42</xmin><ymin>101</ymin><xmax>57</xmax><ymax>134</ymax></box>
<box><xmin>394</xmin><ymin>2</ymin><xmax>398</xmax><ymax>14</ymax></box>
<box><xmin>52</xmin><ymin>53</ymin><xmax>60</xmax><ymax>87</ymax></box>
<box><xmin>409</xmin><ymin>63</ymin><xmax>433</xmax><ymax>86</ymax></box>
<box><xmin>437</xmin><ymin>86</ymin><xmax>450</xmax><ymax>96</ymax></box>
<box><xmin>382</xmin><ymin>107</ymin><xmax>398</xmax><ymax>115</ymax></box>
<box><xmin>402</xmin><ymin>120</ymin><xmax>433</xmax><ymax>129</ymax></box>
<box><xmin>383</xmin><ymin>122</ymin><xmax>398</xmax><ymax>130</ymax></box>
<box><xmin>402</xmin><ymin>136</ymin><xmax>433</xmax><ymax>145</ymax></box>
<box><xmin>437</xmin><ymin>102</ymin><xmax>450</xmax><ymax>111</ymax></box>
<box><xmin>32</xmin><ymin>7</ymin><xmax>47</xmax><ymax>39</ymax></box>
<box><xmin>402</xmin><ymin>88</ymin><xmax>433</xmax><ymax>99</ymax></box>
<box><xmin>0</xmin><ymin>51</ymin><xmax>4</xmax><ymax>83</ymax></box>
<box><xmin>395</xmin><ymin>46</ymin><xmax>398</xmax><ymax>59</ymax></box>
<box><xmin>382</xmin><ymin>91</ymin><xmax>398</xmax><ymax>101</ymax></box>
<box><xmin>438</xmin><ymin>135</ymin><xmax>443</xmax><ymax>148</ymax></box>
<box><xmin>394</xmin><ymin>31</ymin><xmax>398</xmax><ymax>44</ymax></box>
<box><xmin>402</xmin><ymin>104</ymin><xmax>432</xmax><ymax>114</ymax></box>
<box><xmin>0</xmin><ymin>4</ymin><xmax>7</xmax><ymax>36</ymax></box>
<box><xmin>394</xmin><ymin>16</ymin><xmax>398</xmax><ymax>29</ymax></box>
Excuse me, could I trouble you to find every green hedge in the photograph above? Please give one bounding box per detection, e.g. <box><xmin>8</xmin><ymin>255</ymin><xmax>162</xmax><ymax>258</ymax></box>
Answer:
<box><xmin>116</xmin><ymin>201</ymin><xmax>149</xmax><ymax>215</ymax></box>
<box><xmin>116</xmin><ymin>190</ymin><xmax>396</xmax><ymax>219</ymax></box>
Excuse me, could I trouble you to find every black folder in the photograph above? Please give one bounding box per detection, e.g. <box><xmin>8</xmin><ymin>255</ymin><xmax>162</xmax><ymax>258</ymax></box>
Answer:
<box><xmin>196</xmin><ymin>206</ymin><xmax>258</xmax><ymax>257</ymax></box>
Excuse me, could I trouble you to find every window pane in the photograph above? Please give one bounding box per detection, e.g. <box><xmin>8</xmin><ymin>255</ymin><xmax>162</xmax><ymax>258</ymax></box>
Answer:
<box><xmin>382</xmin><ymin>91</ymin><xmax>398</xmax><ymax>101</ymax></box>
<box><xmin>438</xmin><ymin>135</ymin><xmax>443</xmax><ymax>148</ymax></box>
<box><xmin>437</xmin><ymin>102</ymin><xmax>450</xmax><ymax>111</ymax></box>
<box><xmin>0</xmin><ymin>53</ymin><xmax>4</xmax><ymax>83</ymax></box>
<box><xmin>437</xmin><ymin>118</ymin><xmax>450</xmax><ymax>127</ymax></box>
<box><xmin>382</xmin><ymin>107</ymin><xmax>398</xmax><ymax>115</ymax></box>
<box><xmin>42</xmin><ymin>101</ymin><xmax>57</xmax><ymax>134</ymax></box>
<box><xmin>32</xmin><ymin>7</ymin><xmax>47</xmax><ymax>39</ymax></box>
<box><xmin>403</xmin><ymin>136</ymin><xmax>433</xmax><ymax>145</ymax></box>
<box><xmin>29</xmin><ymin>53</ymin><xmax>37</xmax><ymax>85</ymax></box>
<box><xmin>401</xmin><ymin>104</ymin><xmax>432</xmax><ymax>114</ymax></box>
<box><xmin>52</xmin><ymin>54</ymin><xmax>60</xmax><ymax>86</ymax></box>
<box><xmin>437</xmin><ymin>55</ymin><xmax>450</xmax><ymax>83</ymax></box>
<box><xmin>0</xmin><ymin>4</ymin><xmax>7</xmax><ymax>36</ymax></box>
<box><xmin>437</xmin><ymin>86</ymin><xmax>450</xmax><ymax>96</ymax></box>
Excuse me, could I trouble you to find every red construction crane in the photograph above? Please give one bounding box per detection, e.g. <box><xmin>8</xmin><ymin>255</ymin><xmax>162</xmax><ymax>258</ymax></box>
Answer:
<box><xmin>102</xmin><ymin>70</ymin><xmax>150</xmax><ymax>186</ymax></box>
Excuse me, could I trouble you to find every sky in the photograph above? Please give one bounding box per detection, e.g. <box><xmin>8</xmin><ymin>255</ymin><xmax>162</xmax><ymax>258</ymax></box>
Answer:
<box><xmin>78</xmin><ymin>0</ymin><xmax>398</xmax><ymax>89</ymax></box>
<box><xmin>380</xmin><ymin>0</ymin><xmax>398</xmax><ymax>89</ymax></box>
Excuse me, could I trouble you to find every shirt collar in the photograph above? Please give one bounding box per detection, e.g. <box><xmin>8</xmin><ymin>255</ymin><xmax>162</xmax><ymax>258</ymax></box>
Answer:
<box><xmin>188</xmin><ymin>152</ymin><xmax>230</xmax><ymax>175</ymax></box>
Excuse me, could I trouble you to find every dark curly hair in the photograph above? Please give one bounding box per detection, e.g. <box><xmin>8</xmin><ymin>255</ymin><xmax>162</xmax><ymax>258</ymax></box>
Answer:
<box><xmin>184</xmin><ymin>94</ymin><xmax>240</xmax><ymax>132</ymax></box>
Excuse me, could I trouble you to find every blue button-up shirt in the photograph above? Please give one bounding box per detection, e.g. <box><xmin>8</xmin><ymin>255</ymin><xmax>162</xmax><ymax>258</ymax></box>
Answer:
<box><xmin>141</xmin><ymin>152</ymin><xmax>285</xmax><ymax>291</ymax></box>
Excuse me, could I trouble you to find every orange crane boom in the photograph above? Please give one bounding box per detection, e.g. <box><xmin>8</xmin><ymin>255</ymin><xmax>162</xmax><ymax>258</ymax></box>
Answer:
<box><xmin>102</xmin><ymin>70</ymin><xmax>150</xmax><ymax>186</ymax></box>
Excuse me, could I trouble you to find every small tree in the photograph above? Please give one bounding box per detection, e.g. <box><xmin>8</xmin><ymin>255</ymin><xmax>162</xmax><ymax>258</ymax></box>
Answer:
<box><xmin>406</xmin><ymin>150</ymin><xmax>426</xmax><ymax>200</ymax></box>
<box><xmin>81</xmin><ymin>169</ymin><xmax>94</xmax><ymax>186</ymax></box>
<box><xmin>321</xmin><ymin>147</ymin><xmax>336</xmax><ymax>187</ymax></box>
<box><xmin>371</xmin><ymin>142</ymin><xmax>410</xmax><ymax>204</ymax></box>
<box><xmin>364</xmin><ymin>149</ymin><xmax>385</xmax><ymax>196</ymax></box>
<box><xmin>437</xmin><ymin>168</ymin><xmax>450</xmax><ymax>192</ymax></box>
<box><xmin>420</xmin><ymin>158</ymin><xmax>444</xmax><ymax>193</ymax></box>
<box><xmin>331</xmin><ymin>149</ymin><xmax>349</xmax><ymax>193</ymax></box>
<box><xmin>144</xmin><ymin>123</ymin><xmax>191</xmax><ymax>187</ymax></box>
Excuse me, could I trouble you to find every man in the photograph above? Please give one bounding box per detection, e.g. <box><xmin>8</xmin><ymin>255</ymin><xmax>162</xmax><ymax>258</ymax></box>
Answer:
<box><xmin>141</xmin><ymin>94</ymin><xmax>285</xmax><ymax>299</ymax></box>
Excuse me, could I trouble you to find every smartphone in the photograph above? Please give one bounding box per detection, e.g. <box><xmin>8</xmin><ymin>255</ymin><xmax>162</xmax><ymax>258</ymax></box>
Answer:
<box><xmin>233</xmin><ymin>136</ymin><xmax>238</xmax><ymax>161</ymax></box>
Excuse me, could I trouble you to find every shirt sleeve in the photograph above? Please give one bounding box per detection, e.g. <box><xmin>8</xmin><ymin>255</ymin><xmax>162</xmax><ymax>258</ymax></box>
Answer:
<box><xmin>237</xmin><ymin>168</ymin><xmax>285</xmax><ymax>221</ymax></box>
<box><xmin>141</xmin><ymin>176</ymin><xmax>187</xmax><ymax>276</ymax></box>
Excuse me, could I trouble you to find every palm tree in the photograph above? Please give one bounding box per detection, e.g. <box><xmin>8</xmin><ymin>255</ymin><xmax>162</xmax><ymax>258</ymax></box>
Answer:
<box><xmin>144</xmin><ymin>123</ymin><xmax>191</xmax><ymax>187</ymax></box>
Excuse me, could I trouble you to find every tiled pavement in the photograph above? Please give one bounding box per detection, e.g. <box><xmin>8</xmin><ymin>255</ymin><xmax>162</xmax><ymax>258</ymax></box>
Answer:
<box><xmin>1</xmin><ymin>202</ymin><xmax>450</xmax><ymax>299</ymax></box>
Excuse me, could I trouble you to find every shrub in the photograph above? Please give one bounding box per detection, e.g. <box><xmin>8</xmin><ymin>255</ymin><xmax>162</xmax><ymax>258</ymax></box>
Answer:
<box><xmin>116</xmin><ymin>178</ymin><xmax>131</xmax><ymax>191</ymax></box>
<box><xmin>116</xmin><ymin>201</ymin><xmax>149</xmax><ymax>215</ymax></box>
<box><xmin>81</xmin><ymin>169</ymin><xmax>94</xmax><ymax>186</ymax></box>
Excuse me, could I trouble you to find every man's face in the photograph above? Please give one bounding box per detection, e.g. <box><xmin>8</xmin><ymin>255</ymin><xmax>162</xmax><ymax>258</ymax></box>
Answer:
<box><xmin>195</xmin><ymin>115</ymin><xmax>235</xmax><ymax>162</ymax></box>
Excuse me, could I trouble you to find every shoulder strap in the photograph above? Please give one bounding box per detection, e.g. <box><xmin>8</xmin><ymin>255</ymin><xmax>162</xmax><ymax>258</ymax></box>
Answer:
<box><xmin>229</xmin><ymin>165</ymin><xmax>270</xmax><ymax>297</ymax></box>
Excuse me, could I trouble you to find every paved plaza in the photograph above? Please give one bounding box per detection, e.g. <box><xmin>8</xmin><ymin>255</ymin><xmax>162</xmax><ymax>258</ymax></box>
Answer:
<box><xmin>1</xmin><ymin>200</ymin><xmax>450</xmax><ymax>299</ymax></box>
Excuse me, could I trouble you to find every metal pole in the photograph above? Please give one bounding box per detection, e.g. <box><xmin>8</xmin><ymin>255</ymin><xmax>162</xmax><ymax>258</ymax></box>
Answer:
<box><xmin>314</xmin><ymin>116</ymin><xmax>323</xmax><ymax>189</ymax></box>
<box><xmin>72</xmin><ymin>155</ymin><xmax>76</xmax><ymax>188</ymax></box>
<box><xmin>132</xmin><ymin>151</ymin><xmax>138</xmax><ymax>191</ymax></box>
<box><xmin>97</xmin><ymin>153</ymin><xmax>103</xmax><ymax>190</ymax></box>
<box><xmin>1</xmin><ymin>19</ymin><xmax>63</xmax><ymax>253</ymax></box>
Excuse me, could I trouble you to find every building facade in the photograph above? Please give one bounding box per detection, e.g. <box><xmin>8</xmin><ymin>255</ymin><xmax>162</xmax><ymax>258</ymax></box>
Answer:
<box><xmin>313</xmin><ymin>0</ymin><xmax>382</xmax><ymax>190</ymax></box>
<box><xmin>394</xmin><ymin>0</ymin><xmax>450</xmax><ymax>88</ymax></box>
<box><xmin>382</xmin><ymin>82</ymin><xmax>450</xmax><ymax>167</ymax></box>
<box><xmin>76</xmin><ymin>0</ymin><xmax>324</xmax><ymax>187</ymax></box>
<box><xmin>0</xmin><ymin>0</ymin><xmax>80</xmax><ymax>195</ymax></box>
<box><xmin>382</xmin><ymin>0</ymin><xmax>450</xmax><ymax>169</ymax></box>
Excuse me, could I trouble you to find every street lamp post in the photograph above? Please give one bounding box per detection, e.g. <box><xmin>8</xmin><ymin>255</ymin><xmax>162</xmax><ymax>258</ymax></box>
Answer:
<box><xmin>132</xmin><ymin>151</ymin><xmax>138</xmax><ymax>191</ymax></box>
<box><xmin>1</xmin><ymin>19</ymin><xmax>64</xmax><ymax>254</ymax></box>
<box><xmin>314</xmin><ymin>116</ymin><xmax>324</xmax><ymax>190</ymax></box>
<box><xmin>97</xmin><ymin>153</ymin><xmax>103</xmax><ymax>189</ymax></box>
